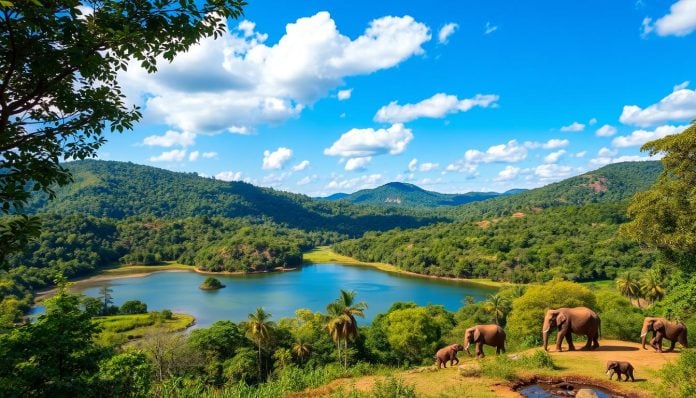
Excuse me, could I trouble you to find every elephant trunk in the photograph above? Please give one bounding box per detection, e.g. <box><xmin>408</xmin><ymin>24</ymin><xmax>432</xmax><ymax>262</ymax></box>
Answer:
<box><xmin>464</xmin><ymin>342</ymin><xmax>471</xmax><ymax>356</ymax></box>
<box><xmin>640</xmin><ymin>325</ymin><xmax>649</xmax><ymax>349</ymax></box>
<box><xmin>542</xmin><ymin>320</ymin><xmax>551</xmax><ymax>351</ymax></box>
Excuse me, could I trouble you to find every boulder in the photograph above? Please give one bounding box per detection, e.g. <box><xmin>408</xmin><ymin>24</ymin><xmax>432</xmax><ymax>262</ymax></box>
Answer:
<box><xmin>576</xmin><ymin>388</ymin><xmax>599</xmax><ymax>398</ymax></box>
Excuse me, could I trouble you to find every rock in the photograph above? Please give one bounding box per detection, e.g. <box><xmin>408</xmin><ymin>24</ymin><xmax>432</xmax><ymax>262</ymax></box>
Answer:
<box><xmin>458</xmin><ymin>362</ymin><xmax>481</xmax><ymax>377</ymax></box>
<box><xmin>576</xmin><ymin>388</ymin><xmax>599</xmax><ymax>398</ymax></box>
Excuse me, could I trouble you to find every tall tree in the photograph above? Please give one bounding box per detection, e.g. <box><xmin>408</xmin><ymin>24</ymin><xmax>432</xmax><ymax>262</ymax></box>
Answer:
<box><xmin>641</xmin><ymin>269</ymin><xmax>665</xmax><ymax>305</ymax></box>
<box><xmin>616</xmin><ymin>271</ymin><xmax>642</xmax><ymax>308</ymax></box>
<box><xmin>98</xmin><ymin>284</ymin><xmax>113</xmax><ymax>315</ymax></box>
<box><xmin>483</xmin><ymin>293</ymin><xmax>509</xmax><ymax>325</ymax></box>
<box><xmin>0</xmin><ymin>0</ymin><xmax>247</xmax><ymax>263</ymax></box>
<box><xmin>246</xmin><ymin>307</ymin><xmax>273</xmax><ymax>380</ymax></box>
<box><xmin>325</xmin><ymin>290</ymin><xmax>367</xmax><ymax>367</ymax></box>
<box><xmin>622</xmin><ymin>122</ymin><xmax>696</xmax><ymax>271</ymax></box>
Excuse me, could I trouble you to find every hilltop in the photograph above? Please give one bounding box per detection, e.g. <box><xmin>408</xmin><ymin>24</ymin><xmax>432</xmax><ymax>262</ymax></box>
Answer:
<box><xmin>320</xmin><ymin>182</ymin><xmax>524</xmax><ymax>208</ymax></box>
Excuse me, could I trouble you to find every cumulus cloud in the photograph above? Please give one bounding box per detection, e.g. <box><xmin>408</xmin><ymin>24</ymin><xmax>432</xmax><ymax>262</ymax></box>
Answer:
<box><xmin>408</xmin><ymin>158</ymin><xmax>418</xmax><ymax>172</ymax></box>
<box><xmin>419</xmin><ymin>162</ymin><xmax>439</xmax><ymax>172</ymax></box>
<box><xmin>484</xmin><ymin>22</ymin><xmax>498</xmax><ymax>34</ymax></box>
<box><xmin>595</xmin><ymin>124</ymin><xmax>618</xmax><ymax>137</ymax></box>
<box><xmin>611</xmin><ymin>124</ymin><xmax>689</xmax><ymax>147</ymax></box>
<box><xmin>337</xmin><ymin>89</ymin><xmax>353</xmax><ymax>101</ymax></box>
<box><xmin>188</xmin><ymin>151</ymin><xmax>200</xmax><ymax>161</ymax></box>
<box><xmin>446</xmin><ymin>140</ymin><xmax>528</xmax><ymax>174</ymax></box>
<box><xmin>215</xmin><ymin>171</ymin><xmax>244</xmax><ymax>181</ymax></box>
<box><xmin>142</xmin><ymin>130</ymin><xmax>196</xmax><ymax>148</ymax></box>
<box><xmin>560</xmin><ymin>122</ymin><xmax>586</xmax><ymax>132</ymax></box>
<box><xmin>544</xmin><ymin>150</ymin><xmax>566</xmax><ymax>164</ymax></box>
<box><xmin>374</xmin><ymin>93</ymin><xmax>499</xmax><ymax>123</ymax></box>
<box><xmin>619</xmin><ymin>83</ymin><xmax>696</xmax><ymax>126</ymax></box>
<box><xmin>524</xmin><ymin>139</ymin><xmax>570</xmax><ymax>149</ymax></box>
<box><xmin>327</xmin><ymin>174</ymin><xmax>383</xmax><ymax>190</ymax></box>
<box><xmin>495</xmin><ymin>166</ymin><xmax>521</xmax><ymax>181</ymax></box>
<box><xmin>642</xmin><ymin>0</ymin><xmax>696</xmax><ymax>37</ymax></box>
<box><xmin>438</xmin><ymin>22</ymin><xmax>459</xmax><ymax>43</ymax></box>
<box><xmin>534</xmin><ymin>164</ymin><xmax>574</xmax><ymax>181</ymax></box>
<box><xmin>344</xmin><ymin>156</ymin><xmax>372</xmax><ymax>171</ymax></box>
<box><xmin>202</xmin><ymin>151</ymin><xmax>218</xmax><ymax>159</ymax></box>
<box><xmin>589</xmin><ymin>118</ymin><xmax>598</xmax><ymax>125</ymax></box>
<box><xmin>292</xmin><ymin>160</ymin><xmax>310</xmax><ymax>171</ymax></box>
<box><xmin>575</xmin><ymin>151</ymin><xmax>587</xmax><ymax>158</ymax></box>
<box><xmin>121</xmin><ymin>12</ymin><xmax>431</xmax><ymax>134</ymax></box>
<box><xmin>297</xmin><ymin>174</ymin><xmax>318</xmax><ymax>186</ymax></box>
<box><xmin>149</xmin><ymin>149</ymin><xmax>187</xmax><ymax>162</ymax></box>
<box><xmin>590</xmin><ymin>154</ymin><xmax>657</xmax><ymax>167</ymax></box>
<box><xmin>324</xmin><ymin>123</ymin><xmax>413</xmax><ymax>158</ymax></box>
<box><xmin>262</xmin><ymin>147</ymin><xmax>293</xmax><ymax>170</ymax></box>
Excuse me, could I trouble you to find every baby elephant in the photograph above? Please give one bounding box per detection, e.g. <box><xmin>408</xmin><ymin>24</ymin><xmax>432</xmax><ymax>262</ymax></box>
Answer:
<box><xmin>435</xmin><ymin>343</ymin><xmax>464</xmax><ymax>368</ymax></box>
<box><xmin>606</xmin><ymin>361</ymin><xmax>635</xmax><ymax>382</ymax></box>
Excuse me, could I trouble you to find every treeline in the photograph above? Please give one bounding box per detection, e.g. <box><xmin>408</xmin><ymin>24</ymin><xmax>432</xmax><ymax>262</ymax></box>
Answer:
<box><xmin>334</xmin><ymin>203</ymin><xmax>655</xmax><ymax>283</ymax></box>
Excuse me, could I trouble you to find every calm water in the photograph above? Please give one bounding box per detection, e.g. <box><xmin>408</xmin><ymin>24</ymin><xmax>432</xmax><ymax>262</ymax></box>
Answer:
<box><xmin>66</xmin><ymin>264</ymin><xmax>495</xmax><ymax>327</ymax></box>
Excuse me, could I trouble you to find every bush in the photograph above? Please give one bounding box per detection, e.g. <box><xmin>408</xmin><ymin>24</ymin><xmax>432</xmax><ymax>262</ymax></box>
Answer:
<box><xmin>659</xmin><ymin>350</ymin><xmax>696</xmax><ymax>398</ymax></box>
<box><xmin>507</xmin><ymin>280</ymin><xmax>597</xmax><ymax>343</ymax></box>
<box><xmin>480</xmin><ymin>356</ymin><xmax>517</xmax><ymax>381</ymax></box>
<box><xmin>518</xmin><ymin>350</ymin><xmax>556</xmax><ymax>369</ymax></box>
<box><xmin>120</xmin><ymin>300</ymin><xmax>148</xmax><ymax>315</ymax></box>
<box><xmin>595</xmin><ymin>291</ymin><xmax>644</xmax><ymax>341</ymax></box>
<box><xmin>199</xmin><ymin>277</ymin><xmax>225</xmax><ymax>290</ymax></box>
<box><xmin>371</xmin><ymin>376</ymin><xmax>417</xmax><ymax>398</ymax></box>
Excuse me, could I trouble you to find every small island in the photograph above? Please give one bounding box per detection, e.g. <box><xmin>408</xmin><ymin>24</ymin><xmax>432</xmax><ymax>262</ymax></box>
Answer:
<box><xmin>199</xmin><ymin>276</ymin><xmax>226</xmax><ymax>291</ymax></box>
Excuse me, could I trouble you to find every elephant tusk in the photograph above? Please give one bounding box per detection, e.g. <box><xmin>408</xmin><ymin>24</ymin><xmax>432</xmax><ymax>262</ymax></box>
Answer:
<box><xmin>640</xmin><ymin>333</ymin><xmax>647</xmax><ymax>338</ymax></box>
<box><xmin>542</xmin><ymin>328</ymin><xmax>550</xmax><ymax>333</ymax></box>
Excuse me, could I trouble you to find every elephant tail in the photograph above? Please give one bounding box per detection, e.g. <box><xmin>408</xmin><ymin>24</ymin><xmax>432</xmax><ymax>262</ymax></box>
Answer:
<box><xmin>598</xmin><ymin>317</ymin><xmax>602</xmax><ymax>340</ymax></box>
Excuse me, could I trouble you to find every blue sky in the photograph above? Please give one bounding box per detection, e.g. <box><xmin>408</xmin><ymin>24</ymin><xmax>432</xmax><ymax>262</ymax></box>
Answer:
<box><xmin>97</xmin><ymin>0</ymin><xmax>696</xmax><ymax>196</ymax></box>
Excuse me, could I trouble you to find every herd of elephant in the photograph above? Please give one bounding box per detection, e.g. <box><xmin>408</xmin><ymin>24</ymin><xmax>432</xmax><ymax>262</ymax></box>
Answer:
<box><xmin>435</xmin><ymin>306</ymin><xmax>689</xmax><ymax>375</ymax></box>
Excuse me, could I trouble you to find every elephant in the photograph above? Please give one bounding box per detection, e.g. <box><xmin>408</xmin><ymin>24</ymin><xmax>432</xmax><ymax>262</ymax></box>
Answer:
<box><xmin>435</xmin><ymin>343</ymin><xmax>464</xmax><ymax>368</ymax></box>
<box><xmin>606</xmin><ymin>361</ymin><xmax>635</xmax><ymax>382</ymax></box>
<box><xmin>464</xmin><ymin>324</ymin><xmax>506</xmax><ymax>358</ymax></box>
<box><xmin>640</xmin><ymin>317</ymin><xmax>688</xmax><ymax>352</ymax></box>
<box><xmin>542</xmin><ymin>307</ymin><xmax>600</xmax><ymax>352</ymax></box>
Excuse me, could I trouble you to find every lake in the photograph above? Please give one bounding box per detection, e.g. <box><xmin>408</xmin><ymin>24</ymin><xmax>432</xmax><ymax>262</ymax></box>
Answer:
<box><xmin>67</xmin><ymin>263</ymin><xmax>496</xmax><ymax>327</ymax></box>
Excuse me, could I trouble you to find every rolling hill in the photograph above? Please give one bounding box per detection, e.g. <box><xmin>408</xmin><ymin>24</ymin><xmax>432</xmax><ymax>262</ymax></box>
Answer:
<box><xmin>320</xmin><ymin>182</ymin><xmax>525</xmax><ymax>208</ymax></box>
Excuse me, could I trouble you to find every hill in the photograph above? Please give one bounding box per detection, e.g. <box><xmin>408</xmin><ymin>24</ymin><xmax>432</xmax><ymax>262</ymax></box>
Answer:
<box><xmin>25</xmin><ymin>160</ymin><xmax>446</xmax><ymax>236</ymax></box>
<box><xmin>320</xmin><ymin>182</ymin><xmax>522</xmax><ymax>208</ymax></box>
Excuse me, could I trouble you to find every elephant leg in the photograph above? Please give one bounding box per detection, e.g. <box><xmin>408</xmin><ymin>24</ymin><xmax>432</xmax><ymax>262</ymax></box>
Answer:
<box><xmin>556</xmin><ymin>330</ymin><xmax>565</xmax><ymax>351</ymax></box>
<box><xmin>477</xmin><ymin>342</ymin><xmax>485</xmax><ymax>358</ymax></box>
<box><xmin>629</xmin><ymin>369</ymin><xmax>635</xmax><ymax>382</ymax></box>
<box><xmin>565</xmin><ymin>332</ymin><xmax>576</xmax><ymax>351</ymax></box>
<box><xmin>667</xmin><ymin>339</ymin><xmax>676</xmax><ymax>352</ymax></box>
<box><xmin>496</xmin><ymin>346</ymin><xmax>501</xmax><ymax>355</ymax></box>
<box><xmin>452</xmin><ymin>357</ymin><xmax>459</xmax><ymax>366</ymax></box>
<box><xmin>654</xmin><ymin>333</ymin><xmax>664</xmax><ymax>352</ymax></box>
<box><xmin>582</xmin><ymin>335</ymin><xmax>592</xmax><ymax>350</ymax></box>
<box><xmin>593</xmin><ymin>334</ymin><xmax>600</xmax><ymax>349</ymax></box>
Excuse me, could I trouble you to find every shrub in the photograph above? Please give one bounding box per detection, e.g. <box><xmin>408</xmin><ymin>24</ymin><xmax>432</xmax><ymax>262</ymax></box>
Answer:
<box><xmin>371</xmin><ymin>376</ymin><xmax>417</xmax><ymax>398</ymax></box>
<box><xmin>659</xmin><ymin>350</ymin><xmax>696</xmax><ymax>398</ymax></box>
<box><xmin>518</xmin><ymin>350</ymin><xmax>556</xmax><ymax>369</ymax></box>
<box><xmin>199</xmin><ymin>277</ymin><xmax>225</xmax><ymax>290</ymax></box>
<box><xmin>595</xmin><ymin>291</ymin><xmax>644</xmax><ymax>341</ymax></box>
<box><xmin>480</xmin><ymin>356</ymin><xmax>517</xmax><ymax>381</ymax></box>
<box><xmin>119</xmin><ymin>300</ymin><xmax>148</xmax><ymax>315</ymax></box>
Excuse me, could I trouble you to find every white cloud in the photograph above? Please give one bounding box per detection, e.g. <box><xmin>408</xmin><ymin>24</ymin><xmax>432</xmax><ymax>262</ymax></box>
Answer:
<box><xmin>215</xmin><ymin>171</ymin><xmax>243</xmax><ymax>181</ymax></box>
<box><xmin>446</xmin><ymin>140</ymin><xmax>528</xmax><ymax>175</ymax></box>
<box><xmin>560</xmin><ymin>122</ymin><xmax>586</xmax><ymax>132</ymax></box>
<box><xmin>534</xmin><ymin>164</ymin><xmax>574</xmax><ymax>181</ymax></box>
<box><xmin>337</xmin><ymin>89</ymin><xmax>353</xmax><ymax>101</ymax></box>
<box><xmin>327</xmin><ymin>174</ymin><xmax>383</xmax><ymax>190</ymax></box>
<box><xmin>598</xmin><ymin>147</ymin><xmax>618</xmax><ymax>157</ymax></box>
<box><xmin>544</xmin><ymin>150</ymin><xmax>566</xmax><ymax>164</ymax></box>
<box><xmin>202</xmin><ymin>151</ymin><xmax>218</xmax><ymax>159</ymax></box>
<box><xmin>408</xmin><ymin>158</ymin><xmax>418</xmax><ymax>172</ymax></box>
<box><xmin>619</xmin><ymin>83</ymin><xmax>696</xmax><ymax>126</ymax></box>
<box><xmin>524</xmin><ymin>139</ymin><xmax>570</xmax><ymax>149</ymax></box>
<box><xmin>344</xmin><ymin>156</ymin><xmax>372</xmax><ymax>171</ymax></box>
<box><xmin>611</xmin><ymin>124</ymin><xmax>689</xmax><ymax>147</ymax></box>
<box><xmin>642</xmin><ymin>0</ymin><xmax>696</xmax><ymax>37</ymax></box>
<box><xmin>495</xmin><ymin>166</ymin><xmax>521</xmax><ymax>181</ymax></box>
<box><xmin>228</xmin><ymin>126</ymin><xmax>253</xmax><ymax>135</ymax></box>
<box><xmin>374</xmin><ymin>93</ymin><xmax>498</xmax><ymax>123</ymax></box>
<box><xmin>590</xmin><ymin>154</ymin><xmax>658</xmax><ymax>167</ymax></box>
<box><xmin>292</xmin><ymin>160</ymin><xmax>310</xmax><ymax>171</ymax></box>
<box><xmin>575</xmin><ymin>151</ymin><xmax>587</xmax><ymax>158</ymax></box>
<box><xmin>484</xmin><ymin>22</ymin><xmax>498</xmax><ymax>34</ymax></box>
<box><xmin>324</xmin><ymin>123</ymin><xmax>413</xmax><ymax>158</ymax></box>
<box><xmin>641</xmin><ymin>17</ymin><xmax>654</xmax><ymax>37</ymax></box>
<box><xmin>438</xmin><ymin>22</ymin><xmax>459</xmax><ymax>43</ymax></box>
<box><xmin>142</xmin><ymin>130</ymin><xmax>196</xmax><ymax>148</ymax></box>
<box><xmin>675</xmin><ymin>80</ymin><xmax>691</xmax><ymax>91</ymax></box>
<box><xmin>149</xmin><ymin>149</ymin><xmax>187</xmax><ymax>162</ymax></box>
<box><xmin>419</xmin><ymin>162</ymin><xmax>439</xmax><ymax>172</ymax></box>
<box><xmin>262</xmin><ymin>147</ymin><xmax>293</xmax><ymax>170</ymax></box>
<box><xmin>297</xmin><ymin>174</ymin><xmax>318</xmax><ymax>186</ymax></box>
<box><xmin>589</xmin><ymin>118</ymin><xmax>598</xmax><ymax>125</ymax></box>
<box><xmin>188</xmin><ymin>151</ymin><xmax>200</xmax><ymax>161</ymax></box>
<box><xmin>595</xmin><ymin>124</ymin><xmax>618</xmax><ymax>137</ymax></box>
<box><xmin>121</xmin><ymin>12</ymin><xmax>431</xmax><ymax>134</ymax></box>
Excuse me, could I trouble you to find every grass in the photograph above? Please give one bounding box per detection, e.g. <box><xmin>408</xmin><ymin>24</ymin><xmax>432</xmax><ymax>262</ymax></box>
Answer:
<box><xmin>100</xmin><ymin>261</ymin><xmax>194</xmax><ymax>276</ymax></box>
<box><xmin>303</xmin><ymin>246</ymin><xmax>508</xmax><ymax>289</ymax></box>
<box><xmin>93</xmin><ymin>312</ymin><xmax>194</xmax><ymax>346</ymax></box>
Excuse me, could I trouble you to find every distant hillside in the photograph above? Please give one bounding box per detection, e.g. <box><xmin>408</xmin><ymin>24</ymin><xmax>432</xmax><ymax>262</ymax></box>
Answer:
<box><xmin>321</xmin><ymin>182</ymin><xmax>523</xmax><ymax>208</ymax></box>
<box><xmin>25</xmin><ymin>160</ymin><xmax>446</xmax><ymax>236</ymax></box>
<box><xmin>448</xmin><ymin>161</ymin><xmax>663</xmax><ymax>220</ymax></box>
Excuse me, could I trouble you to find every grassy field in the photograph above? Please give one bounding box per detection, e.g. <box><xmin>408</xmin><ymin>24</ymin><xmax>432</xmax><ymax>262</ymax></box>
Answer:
<box><xmin>93</xmin><ymin>312</ymin><xmax>195</xmax><ymax>346</ymax></box>
<box><xmin>303</xmin><ymin>246</ymin><xmax>508</xmax><ymax>289</ymax></box>
<box><xmin>304</xmin><ymin>339</ymin><xmax>673</xmax><ymax>397</ymax></box>
<box><xmin>99</xmin><ymin>261</ymin><xmax>194</xmax><ymax>276</ymax></box>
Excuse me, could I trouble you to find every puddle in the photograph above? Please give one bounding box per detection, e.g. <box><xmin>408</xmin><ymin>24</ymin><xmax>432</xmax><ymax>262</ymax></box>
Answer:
<box><xmin>519</xmin><ymin>383</ymin><xmax>616</xmax><ymax>397</ymax></box>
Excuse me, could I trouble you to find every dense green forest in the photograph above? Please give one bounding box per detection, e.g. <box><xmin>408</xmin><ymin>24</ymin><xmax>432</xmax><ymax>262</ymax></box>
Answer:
<box><xmin>320</xmin><ymin>182</ymin><xmax>524</xmax><ymax>208</ymax></box>
<box><xmin>334</xmin><ymin>202</ymin><xmax>655</xmax><ymax>282</ymax></box>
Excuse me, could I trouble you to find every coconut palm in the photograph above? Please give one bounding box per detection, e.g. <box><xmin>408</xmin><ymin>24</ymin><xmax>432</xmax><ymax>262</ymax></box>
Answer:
<box><xmin>326</xmin><ymin>289</ymin><xmax>367</xmax><ymax>367</ymax></box>
<box><xmin>291</xmin><ymin>338</ymin><xmax>312</xmax><ymax>363</ymax></box>
<box><xmin>483</xmin><ymin>293</ymin><xmax>510</xmax><ymax>325</ymax></box>
<box><xmin>641</xmin><ymin>269</ymin><xmax>665</xmax><ymax>305</ymax></box>
<box><xmin>616</xmin><ymin>271</ymin><xmax>642</xmax><ymax>307</ymax></box>
<box><xmin>247</xmin><ymin>307</ymin><xmax>274</xmax><ymax>379</ymax></box>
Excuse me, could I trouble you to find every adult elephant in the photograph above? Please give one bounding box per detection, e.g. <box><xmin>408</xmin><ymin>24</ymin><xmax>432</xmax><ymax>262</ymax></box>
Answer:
<box><xmin>464</xmin><ymin>324</ymin><xmax>506</xmax><ymax>358</ymax></box>
<box><xmin>542</xmin><ymin>307</ymin><xmax>600</xmax><ymax>352</ymax></box>
<box><xmin>640</xmin><ymin>317</ymin><xmax>688</xmax><ymax>352</ymax></box>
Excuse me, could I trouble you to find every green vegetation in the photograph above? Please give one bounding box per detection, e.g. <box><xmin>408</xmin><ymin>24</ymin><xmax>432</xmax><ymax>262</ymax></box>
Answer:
<box><xmin>94</xmin><ymin>312</ymin><xmax>194</xmax><ymax>346</ymax></box>
<box><xmin>200</xmin><ymin>277</ymin><xmax>225</xmax><ymax>290</ymax></box>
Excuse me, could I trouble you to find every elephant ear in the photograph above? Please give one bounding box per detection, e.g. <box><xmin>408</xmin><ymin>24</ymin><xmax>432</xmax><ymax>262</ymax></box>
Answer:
<box><xmin>653</xmin><ymin>319</ymin><xmax>665</xmax><ymax>331</ymax></box>
<box><xmin>474</xmin><ymin>327</ymin><xmax>481</xmax><ymax>342</ymax></box>
<box><xmin>557</xmin><ymin>313</ymin><xmax>567</xmax><ymax>325</ymax></box>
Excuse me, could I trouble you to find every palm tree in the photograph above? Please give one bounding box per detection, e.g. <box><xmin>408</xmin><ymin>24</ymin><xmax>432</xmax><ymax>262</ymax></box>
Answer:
<box><xmin>641</xmin><ymin>269</ymin><xmax>665</xmax><ymax>305</ymax></box>
<box><xmin>326</xmin><ymin>289</ymin><xmax>367</xmax><ymax>367</ymax></box>
<box><xmin>483</xmin><ymin>293</ymin><xmax>509</xmax><ymax>325</ymax></box>
<box><xmin>292</xmin><ymin>338</ymin><xmax>312</xmax><ymax>363</ymax></box>
<box><xmin>247</xmin><ymin>307</ymin><xmax>274</xmax><ymax>379</ymax></box>
<box><xmin>616</xmin><ymin>271</ymin><xmax>642</xmax><ymax>307</ymax></box>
